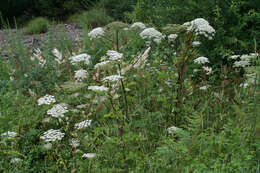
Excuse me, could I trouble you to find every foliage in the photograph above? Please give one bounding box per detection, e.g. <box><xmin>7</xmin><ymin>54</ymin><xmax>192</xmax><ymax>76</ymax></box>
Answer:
<box><xmin>25</xmin><ymin>17</ymin><xmax>50</xmax><ymax>34</ymax></box>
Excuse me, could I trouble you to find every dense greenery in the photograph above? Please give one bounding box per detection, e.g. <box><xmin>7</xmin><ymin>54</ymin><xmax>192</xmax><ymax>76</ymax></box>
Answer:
<box><xmin>0</xmin><ymin>0</ymin><xmax>259</xmax><ymax>172</ymax></box>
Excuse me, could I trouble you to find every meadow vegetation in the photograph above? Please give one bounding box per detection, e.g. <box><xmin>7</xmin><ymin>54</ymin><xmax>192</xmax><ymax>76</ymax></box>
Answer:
<box><xmin>0</xmin><ymin>0</ymin><xmax>259</xmax><ymax>172</ymax></box>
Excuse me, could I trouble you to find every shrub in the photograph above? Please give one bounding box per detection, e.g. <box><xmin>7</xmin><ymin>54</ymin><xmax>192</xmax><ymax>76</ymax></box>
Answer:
<box><xmin>25</xmin><ymin>17</ymin><xmax>50</xmax><ymax>34</ymax></box>
<box><xmin>68</xmin><ymin>7</ymin><xmax>113</xmax><ymax>28</ymax></box>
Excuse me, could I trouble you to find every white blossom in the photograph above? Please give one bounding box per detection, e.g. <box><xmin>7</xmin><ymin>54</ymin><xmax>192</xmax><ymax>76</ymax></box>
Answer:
<box><xmin>37</xmin><ymin>94</ymin><xmax>56</xmax><ymax>105</ymax></box>
<box><xmin>167</xmin><ymin>126</ymin><xmax>181</xmax><ymax>134</ymax></box>
<box><xmin>199</xmin><ymin>85</ymin><xmax>209</xmax><ymax>90</ymax></box>
<box><xmin>233</xmin><ymin>60</ymin><xmax>250</xmax><ymax>68</ymax></box>
<box><xmin>106</xmin><ymin>50</ymin><xmax>123</xmax><ymax>61</ymax></box>
<box><xmin>240</xmin><ymin>83</ymin><xmax>249</xmax><ymax>88</ymax></box>
<box><xmin>1</xmin><ymin>131</ymin><xmax>18</xmax><ymax>139</ymax></box>
<box><xmin>88</xmin><ymin>86</ymin><xmax>109</xmax><ymax>92</ymax></box>
<box><xmin>102</xmin><ymin>75</ymin><xmax>124</xmax><ymax>83</ymax></box>
<box><xmin>47</xmin><ymin>104</ymin><xmax>69</xmax><ymax>118</ymax></box>
<box><xmin>88</xmin><ymin>27</ymin><xmax>105</xmax><ymax>40</ymax></box>
<box><xmin>140</xmin><ymin>28</ymin><xmax>165</xmax><ymax>44</ymax></box>
<box><xmin>168</xmin><ymin>34</ymin><xmax>178</xmax><ymax>42</ymax></box>
<box><xmin>184</xmin><ymin>18</ymin><xmax>215</xmax><ymax>39</ymax></box>
<box><xmin>94</xmin><ymin>60</ymin><xmax>112</xmax><ymax>70</ymax></box>
<box><xmin>130</xmin><ymin>22</ymin><xmax>146</xmax><ymax>30</ymax></box>
<box><xmin>230</xmin><ymin>55</ymin><xmax>240</xmax><ymax>60</ymax></box>
<box><xmin>10</xmin><ymin>158</ymin><xmax>22</xmax><ymax>163</ymax></box>
<box><xmin>69</xmin><ymin>54</ymin><xmax>91</xmax><ymax>65</ymax></box>
<box><xmin>194</xmin><ymin>56</ymin><xmax>209</xmax><ymax>64</ymax></box>
<box><xmin>82</xmin><ymin>153</ymin><xmax>96</xmax><ymax>158</ymax></box>
<box><xmin>74</xmin><ymin>119</ymin><xmax>92</xmax><ymax>130</ymax></box>
<box><xmin>192</xmin><ymin>41</ymin><xmax>201</xmax><ymax>47</ymax></box>
<box><xmin>52</xmin><ymin>48</ymin><xmax>63</xmax><ymax>64</ymax></box>
<box><xmin>70</xmin><ymin>138</ymin><xmax>80</xmax><ymax>148</ymax></box>
<box><xmin>202</xmin><ymin>66</ymin><xmax>212</xmax><ymax>75</ymax></box>
<box><xmin>74</xmin><ymin>69</ymin><xmax>88</xmax><ymax>82</ymax></box>
<box><xmin>40</xmin><ymin>129</ymin><xmax>65</xmax><ymax>142</ymax></box>
<box><xmin>42</xmin><ymin>143</ymin><xmax>52</xmax><ymax>150</ymax></box>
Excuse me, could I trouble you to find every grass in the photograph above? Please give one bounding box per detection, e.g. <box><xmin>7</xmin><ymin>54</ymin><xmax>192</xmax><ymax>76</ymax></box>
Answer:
<box><xmin>0</xmin><ymin>19</ymin><xmax>259</xmax><ymax>172</ymax></box>
<box><xmin>25</xmin><ymin>17</ymin><xmax>50</xmax><ymax>35</ymax></box>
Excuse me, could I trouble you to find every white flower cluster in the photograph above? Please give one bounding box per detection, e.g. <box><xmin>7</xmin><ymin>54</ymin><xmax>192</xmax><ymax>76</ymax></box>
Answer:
<box><xmin>167</xmin><ymin>34</ymin><xmax>178</xmax><ymax>42</ymax></box>
<box><xmin>69</xmin><ymin>54</ymin><xmax>91</xmax><ymax>65</ymax></box>
<box><xmin>70</xmin><ymin>138</ymin><xmax>80</xmax><ymax>148</ymax></box>
<box><xmin>88</xmin><ymin>27</ymin><xmax>105</xmax><ymax>40</ymax></box>
<box><xmin>82</xmin><ymin>153</ymin><xmax>96</xmax><ymax>158</ymax></box>
<box><xmin>88</xmin><ymin>86</ymin><xmax>109</xmax><ymax>92</ymax></box>
<box><xmin>184</xmin><ymin>18</ymin><xmax>215</xmax><ymax>40</ymax></box>
<box><xmin>74</xmin><ymin>119</ymin><xmax>92</xmax><ymax>130</ymax></box>
<box><xmin>140</xmin><ymin>28</ymin><xmax>165</xmax><ymax>44</ymax></box>
<box><xmin>102</xmin><ymin>75</ymin><xmax>124</xmax><ymax>83</ymax></box>
<box><xmin>130</xmin><ymin>22</ymin><xmax>146</xmax><ymax>30</ymax></box>
<box><xmin>240</xmin><ymin>73</ymin><xmax>257</xmax><ymax>88</ymax></box>
<box><xmin>10</xmin><ymin>158</ymin><xmax>22</xmax><ymax>163</ymax></box>
<box><xmin>232</xmin><ymin>53</ymin><xmax>258</xmax><ymax>68</ymax></box>
<box><xmin>47</xmin><ymin>104</ymin><xmax>69</xmax><ymax>118</ymax></box>
<box><xmin>167</xmin><ymin>126</ymin><xmax>181</xmax><ymax>134</ymax></box>
<box><xmin>32</xmin><ymin>48</ymin><xmax>46</xmax><ymax>67</ymax></box>
<box><xmin>192</xmin><ymin>41</ymin><xmax>201</xmax><ymax>47</ymax></box>
<box><xmin>74</xmin><ymin>69</ymin><xmax>88</xmax><ymax>82</ymax></box>
<box><xmin>1</xmin><ymin>131</ymin><xmax>18</xmax><ymax>139</ymax></box>
<box><xmin>37</xmin><ymin>94</ymin><xmax>56</xmax><ymax>105</ymax></box>
<box><xmin>106</xmin><ymin>50</ymin><xmax>123</xmax><ymax>61</ymax></box>
<box><xmin>202</xmin><ymin>66</ymin><xmax>212</xmax><ymax>75</ymax></box>
<box><xmin>94</xmin><ymin>60</ymin><xmax>112</xmax><ymax>70</ymax></box>
<box><xmin>40</xmin><ymin>129</ymin><xmax>65</xmax><ymax>142</ymax></box>
<box><xmin>52</xmin><ymin>48</ymin><xmax>63</xmax><ymax>64</ymax></box>
<box><xmin>194</xmin><ymin>56</ymin><xmax>209</xmax><ymax>64</ymax></box>
<box><xmin>199</xmin><ymin>85</ymin><xmax>209</xmax><ymax>90</ymax></box>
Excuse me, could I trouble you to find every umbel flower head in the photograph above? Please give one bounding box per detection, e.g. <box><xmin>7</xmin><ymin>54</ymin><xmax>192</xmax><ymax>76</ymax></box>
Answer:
<box><xmin>40</xmin><ymin>129</ymin><xmax>65</xmax><ymax>142</ymax></box>
<box><xmin>102</xmin><ymin>75</ymin><xmax>124</xmax><ymax>83</ymax></box>
<box><xmin>106</xmin><ymin>50</ymin><xmax>123</xmax><ymax>61</ymax></box>
<box><xmin>130</xmin><ymin>22</ymin><xmax>146</xmax><ymax>30</ymax></box>
<box><xmin>88</xmin><ymin>85</ymin><xmax>109</xmax><ymax>92</ymax></box>
<box><xmin>52</xmin><ymin>48</ymin><xmax>63</xmax><ymax>64</ymax></box>
<box><xmin>194</xmin><ymin>56</ymin><xmax>209</xmax><ymax>64</ymax></box>
<box><xmin>1</xmin><ymin>131</ymin><xmax>18</xmax><ymax>139</ymax></box>
<box><xmin>69</xmin><ymin>54</ymin><xmax>91</xmax><ymax>65</ymax></box>
<box><xmin>74</xmin><ymin>69</ymin><xmax>88</xmax><ymax>82</ymax></box>
<box><xmin>140</xmin><ymin>28</ymin><xmax>165</xmax><ymax>44</ymax></box>
<box><xmin>47</xmin><ymin>104</ymin><xmax>69</xmax><ymax>118</ymax></box>
<box><xmin>88</xmin><ymin>27</ymin><xmax>105</xmax><ymax>40</ymax></box>
<box><xmin>74</xmin><ymin>119</ymin><xmax>92</xmax><ymax>130</ymax></box>
<box><xmin>37</xmin><ymin>94</ymin><xmax>56</xmax><ymax>105</ymax></box>
<box><xmin>183</xmin><ymin>18</ymin><xmax>215</xmax><ymax>40</ymax></box>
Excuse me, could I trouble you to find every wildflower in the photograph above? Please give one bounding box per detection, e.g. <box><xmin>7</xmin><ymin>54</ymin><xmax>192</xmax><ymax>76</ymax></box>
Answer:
<box><xmin>233</xmin><ymin>60</ymin><xmax>250</xmax><ymax>68</ymax></box>
<box><xmin>88</xmin><ymin>86</ymin><xmax>109</xmax><ymax>92</ymax></box>
<box><xmin>202</xmin><ymin>66</ymin><xmax>212</xmax><ymax>75</ymax></box>
<box><xmin>167</xmin><ymin>34</ymin><xmax>178</xmax><ymax>42</ymax></box>
<box><xmin>47</xmin><ymin>104</ymin><xmax>69</xmax><ymax>118</ymax></box>
<box><xmin>230</xmin><ymin>55</ymin><xmax>240</xmax><ymax>60</ymax></box>
<box><xmin>76</xmin><ymin>104</ymin><xmax>88</xmax><ymax>109</ymax></box>
<box><xmin>240</xmin><ymin>83</ymin><xmax>249</xmax><ymax>88</ymax></box>
<box><xmin>82</xmin><ymin>153</ymin><xmax>96</xmax><ymax>158</ymax></box>
<box><xmin>10</xmin><ymin>158</ymin><xmax>22</xmax><ymax>164</ymax></box>
<box><xmin>130</xmin><ymin>22</ymin><xmax>146</xmax><ymax>30</ymax></box>
<box><xmin>69</xmin><ymin>54</ymin><xmax>91</xmax><ymax>65</ymax></box>
<box><xmin>140</xmin><ymin>28</ymin><xmax>165</xmax><ymax>44</ymax></box>
<box><xmin>70</xmin><ymin>138</ymin><xmax>80</xmax><ymax>148</ymax></box>
<box><xmin>52</xmin><ymin>48</ymin><xmax>63</xmax><ymax>64</ymax></box>
<box><xmin>74</xmin><ymin>119</ymin><xmax>92</xmax><ymax>130</ymax></box>
<box><xmin>192</xmin><ymin>41</ymin><xmax>201</xmax><ymax>47</ymax></box>
<box><xmin>106</xmin><ymin>50</ymin><xmax>123</xmax><ymax>61</ymax></box>
<box><xmin>37</xmin><ymin>94</ymin><xmax>56</xmax><ymax>105</ymax></box>
<box><xmin>88</xmin><ymin>27</ymin><xmax>105</xmax><ymax>40</ymax></box>
<box><xmin>194</xmin><ymin>56</ymin><xmax>209</xmax><ymax>64</ymax></box>
<box><xmin>40</xmin><ymin>129</ymin><xmax>65</xmax><ymax>142</ymax></box>
<box><xmin>74</xmin><ymin>69</ymin><xmax>88</xmax><ymax>82</ymax></box>
<box><xmin>167</xmin><ymin>126</ymin><xmax>181</xmax><ymax>134</ymax></box>
<box><xmin>1</xmin><ymin>131</ymin><xmax>18</xmax><ymax>139</ymax></box>
<box><xmin>199</xmin><ymin>85</ymin><xmax>209</xmax><ymax>90</ymax></box>
<box><xmin>94</xmin><ymin>60</ymin><xmax>112</xmax><ymax>70</ymax></box>
<box><xmin>102</xmin><ymin>75</ymin><xmax>124</xmax><ymax>83</ymax></box>
<box><xmin>184</xmin><ymin>18</ymin><xmax>215</xmax><ymax>39</ymax></box>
